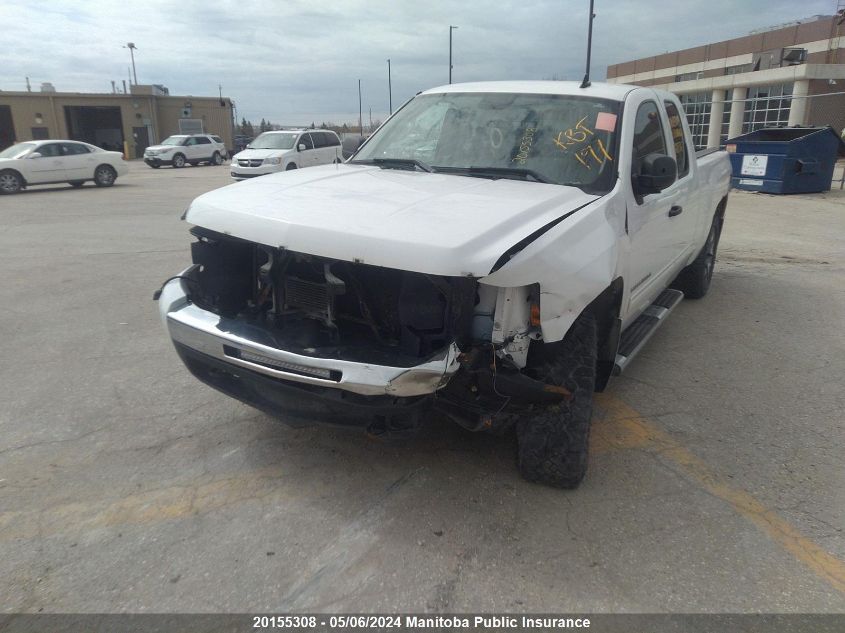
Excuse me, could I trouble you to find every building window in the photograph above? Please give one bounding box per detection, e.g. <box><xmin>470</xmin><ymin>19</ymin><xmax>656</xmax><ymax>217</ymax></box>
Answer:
<box><xmin>675</xmin><ymin>71</ymin><xmax>703</xmax><ymax>83</ymax></box>
<box><xmin>742</xmin><ymin>83</ymin><xmax>793</xmax><ymax>133</ymax></box>
<box><xmin>720</xmin><ymin>89</ymin><xmax>733</xmax><ymax>145</ymax></box>
<box><xmin>31</xmin><ymin>127</ymin><xmax>49</xmax><ymax>140</ymax></box>
<box><xmin>725</xmin><ymin>63</ymin><xmax>754</xmax><ymax>75</ymax></box>
<box><xmin>678</xmin><ymin>92</ymin><xmax>711</xmax><ymax>150</ymax></box>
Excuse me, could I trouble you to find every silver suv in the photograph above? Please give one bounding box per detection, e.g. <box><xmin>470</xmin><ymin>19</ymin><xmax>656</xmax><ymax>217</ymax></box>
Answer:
<box><xmin>143</xmin><ymin>134</ymin><xmax>228</xmax><ymax>168</ymax></box>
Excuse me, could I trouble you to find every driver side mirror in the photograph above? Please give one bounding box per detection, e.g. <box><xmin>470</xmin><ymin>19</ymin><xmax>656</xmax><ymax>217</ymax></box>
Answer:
<box><xmin>635</xmin><ymin>153</ymin><xmax>677</xmax><ymax>195</ymax></box>
<box><xmin>298</xmin><ymin>143</ymin><xmax>307</xmax><ymax>152</ymax></box>
<box><xmin>28</xmin><ymin>152</ymin><xmax>43</xmax><ymax>159</ymax></box>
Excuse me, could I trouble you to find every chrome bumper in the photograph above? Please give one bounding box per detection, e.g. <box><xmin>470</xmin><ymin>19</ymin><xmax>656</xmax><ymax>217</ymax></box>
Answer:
<box><xmin>158</xmin><ymin>273</ymin><xmax>460</xmax><ymax>397</ymax></box>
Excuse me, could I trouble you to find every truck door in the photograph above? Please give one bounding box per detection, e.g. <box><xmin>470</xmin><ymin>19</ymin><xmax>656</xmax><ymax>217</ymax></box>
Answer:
<box><xmin>625</xmin><ymin>99</ymin><xmax>680</xmax><ymax>314</ymax></box>
<box><xmin>660</xmin><ymin>100</ymin><xmax>699</xmax><ymax>266</ymax></box>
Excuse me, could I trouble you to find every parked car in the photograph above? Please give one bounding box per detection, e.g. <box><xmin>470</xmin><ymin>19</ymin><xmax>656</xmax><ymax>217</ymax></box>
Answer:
<box><xmin>233</xmin><ymin>135</ymin><xmax>253</xmax><ymax>153</ymax></box>
<box><xmin>229</xmin><ymin>130</ymin><xmax>342</xmax><ymax>180</ymax></box>
<box><xmin>143</xmin><ymin>134</ymin><xmax>228</xmax><ymax>168</ymax></box>
<box><xmin>0</xmin><ymin>140</ymin><xmax>128</xmax><ymax>194</ymax></box>
<box><xmin>157</xmin><ymin>81</ymin><xmax>731</xmax><ymax>488</ymax></box>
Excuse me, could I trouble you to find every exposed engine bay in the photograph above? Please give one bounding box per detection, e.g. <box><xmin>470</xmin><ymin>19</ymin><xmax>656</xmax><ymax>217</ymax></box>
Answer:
<box><xmin>187</xmin><ymin>226</ymin><xmax>479</xmax><ymax>366</ymax></box>
<box><xmin>179</xmin><ymin>226</ymin><xmax>564</xmax><ymax>432</ymax></box>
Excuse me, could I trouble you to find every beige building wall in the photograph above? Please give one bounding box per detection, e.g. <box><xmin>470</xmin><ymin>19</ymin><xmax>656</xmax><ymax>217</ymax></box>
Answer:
<box><xmin>0</xmin><ymin>89</ymin><xmax>233</xmax><ymax>156</ymax></box>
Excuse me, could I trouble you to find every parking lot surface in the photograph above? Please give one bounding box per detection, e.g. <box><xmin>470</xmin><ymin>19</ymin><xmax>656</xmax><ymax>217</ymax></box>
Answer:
<box><xmin>1</xmin><ymin>162</ymin><xmax>844</xmax><ymax>612</ymax></box>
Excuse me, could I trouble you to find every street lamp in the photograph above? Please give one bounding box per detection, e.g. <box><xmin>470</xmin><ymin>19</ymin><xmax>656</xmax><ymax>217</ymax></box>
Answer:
<box><xmin>387</xmin><ymin>59</ymin><xmax>392</xmax><ymax>114</ymax></box>
<box><xmin>449</xmin><ymin>26</ymin><xmax>458</xmax><ymax>84</ymax></box>
<box><xmin>124</xmin><ymin>43</ymin><xmax>138</xmax><ymax>85</ymax></box>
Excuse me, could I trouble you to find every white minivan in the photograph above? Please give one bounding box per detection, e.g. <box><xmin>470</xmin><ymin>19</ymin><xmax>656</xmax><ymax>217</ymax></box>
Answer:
<box><xmin>230</xmin><ymin>130</ymin><xmax>342</xmax><ymax>180</ymax></box>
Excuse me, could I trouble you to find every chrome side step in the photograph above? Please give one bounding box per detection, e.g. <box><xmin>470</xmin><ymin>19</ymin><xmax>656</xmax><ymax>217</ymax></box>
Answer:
<box><xmin>613</xmin><ymin>288</ymin><xmax>684</xmax><ymax>375</ymax></box>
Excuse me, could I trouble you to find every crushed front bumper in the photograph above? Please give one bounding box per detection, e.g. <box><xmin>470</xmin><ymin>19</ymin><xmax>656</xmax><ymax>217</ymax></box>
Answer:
<box><xmin>158</xmin><ymin>274</ymin><xmax>461</xmax><ymax>401</ymax></box>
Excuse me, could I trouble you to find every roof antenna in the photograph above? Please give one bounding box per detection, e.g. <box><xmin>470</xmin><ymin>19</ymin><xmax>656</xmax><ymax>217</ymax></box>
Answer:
<box><xmin>580</xmin><ymin>0</ymin><xmax>596</xmax><ymax>88</ymax></box>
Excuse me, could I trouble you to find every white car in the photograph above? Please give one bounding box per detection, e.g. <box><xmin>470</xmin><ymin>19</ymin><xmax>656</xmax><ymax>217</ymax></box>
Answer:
<box><xmin>143</xmin><ymin>134</ymin><xmax>228</xmax><ymax>169</ymax></box>
<box><xmin>230</xmin><ymin>130</ymin><xmax>342</xmax><ymax>180</ymax></box>
<box><xmin>0</xmin><ymin>140</ymin><xmax>128</xmax><ymax>194</ymax></box>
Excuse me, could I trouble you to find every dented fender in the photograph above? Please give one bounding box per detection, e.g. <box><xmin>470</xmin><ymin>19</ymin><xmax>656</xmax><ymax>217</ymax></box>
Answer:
<box><xmin>480</xmin><ymin>194</ymin><xmax>624</xmax><ymax>343</ymax></box>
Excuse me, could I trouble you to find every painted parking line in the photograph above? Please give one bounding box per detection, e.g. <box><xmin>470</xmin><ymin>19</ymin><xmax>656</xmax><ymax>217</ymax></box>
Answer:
<box><xmin>594</xmin><ymin>393</ymin><xmax>845</xmax><ymax>596</ymax></box>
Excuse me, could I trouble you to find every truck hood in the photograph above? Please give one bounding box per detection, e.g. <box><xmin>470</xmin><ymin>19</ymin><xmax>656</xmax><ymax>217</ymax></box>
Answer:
<box><xmin>184</xmin><ymin>164</ymin><xmax>599</xmax><ymax>277</ymax></box>
<box><xmin>145</xmin><ymin>144</ymin><xmax>180</xmax><ymax>152</ymax></box>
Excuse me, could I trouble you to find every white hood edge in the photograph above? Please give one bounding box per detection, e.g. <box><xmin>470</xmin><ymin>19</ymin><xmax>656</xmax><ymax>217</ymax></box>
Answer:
<box><xmin>184</xmin><ymin>164</ymin><xmax>599</xmax><ymax>278</ymax></box>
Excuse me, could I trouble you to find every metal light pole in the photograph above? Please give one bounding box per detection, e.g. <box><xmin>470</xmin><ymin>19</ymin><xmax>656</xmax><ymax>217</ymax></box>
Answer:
<box><xmin>125</xmin><ymin>43</ymin><xmax>138</xmax><ymax>85</ymax></box>
<box><xmin>449</xmin><ymin>25</ymin><xmax>458</xmax><ymax>84</ymax></box>
<box><xmin>387</xmin><ymin>59</ymin><xmax>392</xmax><ymax>114</ymax></box>
<box><xmin>358</xmin><ymin>79</ymin><xmax>363</xmax><ymax>134</ymax></box>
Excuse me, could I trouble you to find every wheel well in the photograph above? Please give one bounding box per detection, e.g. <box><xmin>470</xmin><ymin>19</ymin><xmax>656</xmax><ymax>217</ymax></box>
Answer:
<box><xmin>584</xmin><ymin>277</ymin><xmax>624</xmax><ymax>392</ymax></box>
<box><xmin>286</xmin><ymin>162</ymin><xmax>297</xmax><ymax>170</ymax></box>
<box><xmin>1</xmin><ymin>168</ymin><xmax>26</xmax><ymax>185</ymax></box>
<box><xmin>96</xmin><ymin>163</ymin><xmax>116</xmax><ymax>174</ymax></box>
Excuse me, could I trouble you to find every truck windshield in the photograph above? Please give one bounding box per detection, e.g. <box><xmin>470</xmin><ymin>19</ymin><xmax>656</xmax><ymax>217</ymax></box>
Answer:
<box><xmin>353</xmin><ymin>92</ymin><xmax>621</xmax><ymax>193</ymax></box>
<box><xmin>161</xmin><ymin>136</ymin><xmax>188</xmax><ymax>146</ymax></box>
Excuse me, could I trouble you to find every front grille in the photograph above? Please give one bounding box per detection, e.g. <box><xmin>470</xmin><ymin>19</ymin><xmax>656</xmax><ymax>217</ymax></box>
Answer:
<box><xmin>237</xmin><ymin>159</ymin><xmax>263</xmax><ymax>167</ymax></box>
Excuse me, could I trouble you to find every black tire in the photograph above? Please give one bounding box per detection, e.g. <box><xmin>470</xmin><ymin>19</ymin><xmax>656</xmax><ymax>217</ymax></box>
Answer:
<box><xmin>0</xmin><ymin>170</ymin><xmax>22</xmax><ymax>194</ymax></box>
<box><xmin>93</xmin><ymin>165</ymin><xmax>117</xmax><ymax>187</ymax></box>
<box><xmin>516</xmin><ymin>314</ymin><xmax>597</xmax><ymax>489</ymax></box>
<box><xmin>211</xmin><ymin>151</ymin><xmax>223</xmax><ymax>166</ymax></box>
<box><xmin>671</xmin><ymin>212</ymin><xmax>724</xmax><ymax>299</ymax></box>
<box><xmin>69</xmin><ymin>181</ymin><xmax>85</xmax><ymax>188</ymax></box>
<box><xmin>172</xmin><ymin>153</ymin><xmax>186</xmax><ymax>168</ymax></box>
<box><xmin>285</xmin><ymin>163</ymin><xmax>297</xmax><ymax>170</ymax></box>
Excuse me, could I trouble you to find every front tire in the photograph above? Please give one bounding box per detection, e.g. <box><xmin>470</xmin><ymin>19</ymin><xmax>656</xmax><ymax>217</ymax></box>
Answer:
<box><xmin>671</xmin><ymin>212</ymin><xmax>723</xmax><ymax>299</ymax></box>
<box><xmin>211</xmin><ymin>151</ymin><xmax>223</xmax><ymax>166</ymax></box>
<box><xmin>516</xmin><ymin>314</ymin><xmax>597</xmax><ymax>489</ymax></box>
<box><xmin>93</xmin><ymin>165</ymin><xmax>117</xmax><ymax>187</ymax></box>
<box><xmin>171</xmin><ymin>153</ymin><xmax>186</xmax><ymax>168</ymax></box>
<box><xmin>285</xmin><ymin>163</ymin><xmax>297</xmax><ymax>170</ymax></box>
<box><xmin>0</xmin><ymin>170</ymin><xmax>22</xmax><ymax>194</ymax></box>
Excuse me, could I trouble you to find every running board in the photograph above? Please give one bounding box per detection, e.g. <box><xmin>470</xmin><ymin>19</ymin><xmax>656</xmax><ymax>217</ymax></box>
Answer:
<box><xmin>613</xmin><ymin>288</ymin><xmax>684</xmax><ymax>375</ymax></box>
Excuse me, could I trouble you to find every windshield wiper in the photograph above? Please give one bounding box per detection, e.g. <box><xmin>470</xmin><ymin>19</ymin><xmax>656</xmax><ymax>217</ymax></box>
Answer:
<box><xmin>437</xmin><ymin>166</ymin><xmax>550</xmax><ymax>183</ymax></box>
<box><xmin>353</xmin><ymin>158</ymin><xmax>434</xmax><ymax>173</ymax></box>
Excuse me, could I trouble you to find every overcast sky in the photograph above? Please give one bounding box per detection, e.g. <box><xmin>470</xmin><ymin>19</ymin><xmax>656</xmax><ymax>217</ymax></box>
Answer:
<box><xmin>0</xmin><ymin>0</ymin><xmax>837</xmax><ymax>125</ymax></box>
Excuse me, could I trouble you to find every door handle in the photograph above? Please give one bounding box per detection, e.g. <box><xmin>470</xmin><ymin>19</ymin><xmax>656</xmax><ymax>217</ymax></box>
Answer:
<box><xmin>668</xmin><ymin>205</ymin><xmax>683</xmax><ymax>217</ymax></box>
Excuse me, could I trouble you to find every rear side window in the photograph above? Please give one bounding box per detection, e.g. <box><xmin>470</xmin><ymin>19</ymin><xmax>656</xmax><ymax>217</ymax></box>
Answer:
<box><xmin>61</xmin><ymin>143</ymin><xmax>91</xmax><ymax>155</ymax></box>
<box><xmin>664</xmin><ymin>101</ymin><xmax>689</xmax><ymax>177</ymax></box>
<box><xmin>298</xmin><ymin>134</ymin><xmax>314</xmax><ymax>150</ymax></box>
<box><xmin>195</xmin><ymin>137</ymin><xmax>211</xmax><ymax>145</ymax></box>
<box><xmin>211</xmin><ymin>136</ymin><xmax>223</xmax><ymax>144</ymax></box>
<box><xmin>311</xmin><ymin>132</ymin><xmax>328</xmax><ymax>149</ymax></box>
<box><xmin>325</xmin><ymin>132</ymin><xmax>341</xmax><ymax>147</ymax></box>
<box><xmin>632</xmin><ymin>101</ymin><xmax>667</xmax><ymax>169</ymax></box>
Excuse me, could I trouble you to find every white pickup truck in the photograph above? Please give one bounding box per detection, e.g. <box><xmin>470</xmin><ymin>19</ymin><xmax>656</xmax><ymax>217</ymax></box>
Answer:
<box><xmin>156</xmin><ymin>81</ymin><xmax>731</xmax><ymax>488</ymax></box>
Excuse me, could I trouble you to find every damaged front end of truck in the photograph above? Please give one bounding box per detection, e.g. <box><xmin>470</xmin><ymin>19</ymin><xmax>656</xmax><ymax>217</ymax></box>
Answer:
<box><xmin>157</xmin><ymin>225</ymin><xmax>571</xmax><ymax>435</ymax></box>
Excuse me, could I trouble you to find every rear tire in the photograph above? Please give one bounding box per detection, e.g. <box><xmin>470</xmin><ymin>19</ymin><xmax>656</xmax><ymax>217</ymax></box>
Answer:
<box><xmin>516</xmin><ymin>314</ymin><xmax>597</xmax><ymax>489</ymax></box>
<box><xmin>671</xmin><ymin>212</ymin><xmax>723</xmax><ymax>299</ymax></box>
<box><xmin>172</xmin><ymin>153</ymin><xmax>186</xmax><ymax>168</ymax></box>
<box><xmin>93</xmin><ymin>165</ymin><xmax>117</xmax><ymax>187</ymax></box>
<box><xmin>0</xmin><ymin>170</ymin><xmax>22</xmax><ymax>194</ymax></box>
<box><xmin>211</xmin><ymin>151</ymin><xmax>223</xmax><ymax>166</ymax></box>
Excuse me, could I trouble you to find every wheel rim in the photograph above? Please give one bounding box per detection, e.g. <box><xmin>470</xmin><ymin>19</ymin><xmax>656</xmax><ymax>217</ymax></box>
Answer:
<box><xmin>97</xmin><ymin>167</ymin><xmax>114</xmax><ymax>185</ymax></box>
<box><xmin>0</xmin><ymin>173</ymin><xmax>19</xmax><ymax>192</ymax></box>
<box><xmin>174</xmin><ymin>155</ymin><xmax>184</xmax><ymax>167</ymax></box>
<box><xmin>213</xmin><ymin>153</ymin><xmax>222</xmax><ymax>165</ymax></box>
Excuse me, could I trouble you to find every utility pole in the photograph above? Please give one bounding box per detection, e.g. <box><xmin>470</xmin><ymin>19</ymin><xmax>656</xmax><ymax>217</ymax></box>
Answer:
<box><xmin>125</xmin><ymin>43</ymin><xmax>138</xmax><ymax>85</ymax></box>
<box><xmin>25</xmin><ymin>76</ymin><xmax>31</xmax><ymax>92</ymax></box>
<box><xmin>449</xmin><ymin>25</ymin><xmax>458</xmax><ymax>84</ymax></box>
<box><xmin>387</xmin><ymin>58</ymin><xmax>392</xmax><ymax>114</ymax></box>
<box><xmin>358</xmin><ymin>79</ymin><xmax>363</xmax><ymax>134</ymax></box>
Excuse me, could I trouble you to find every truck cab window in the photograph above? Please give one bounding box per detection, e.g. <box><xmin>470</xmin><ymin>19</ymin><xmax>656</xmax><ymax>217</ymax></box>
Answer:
<box><xmin>631</xmin><ymin>101</ymin><xmax>667</xmax><ymax>173</ymax></box>
<box><xmin>664</xmin><ymin>101</ymin><xmax>689</xmax><ymax>178</ymax></box>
